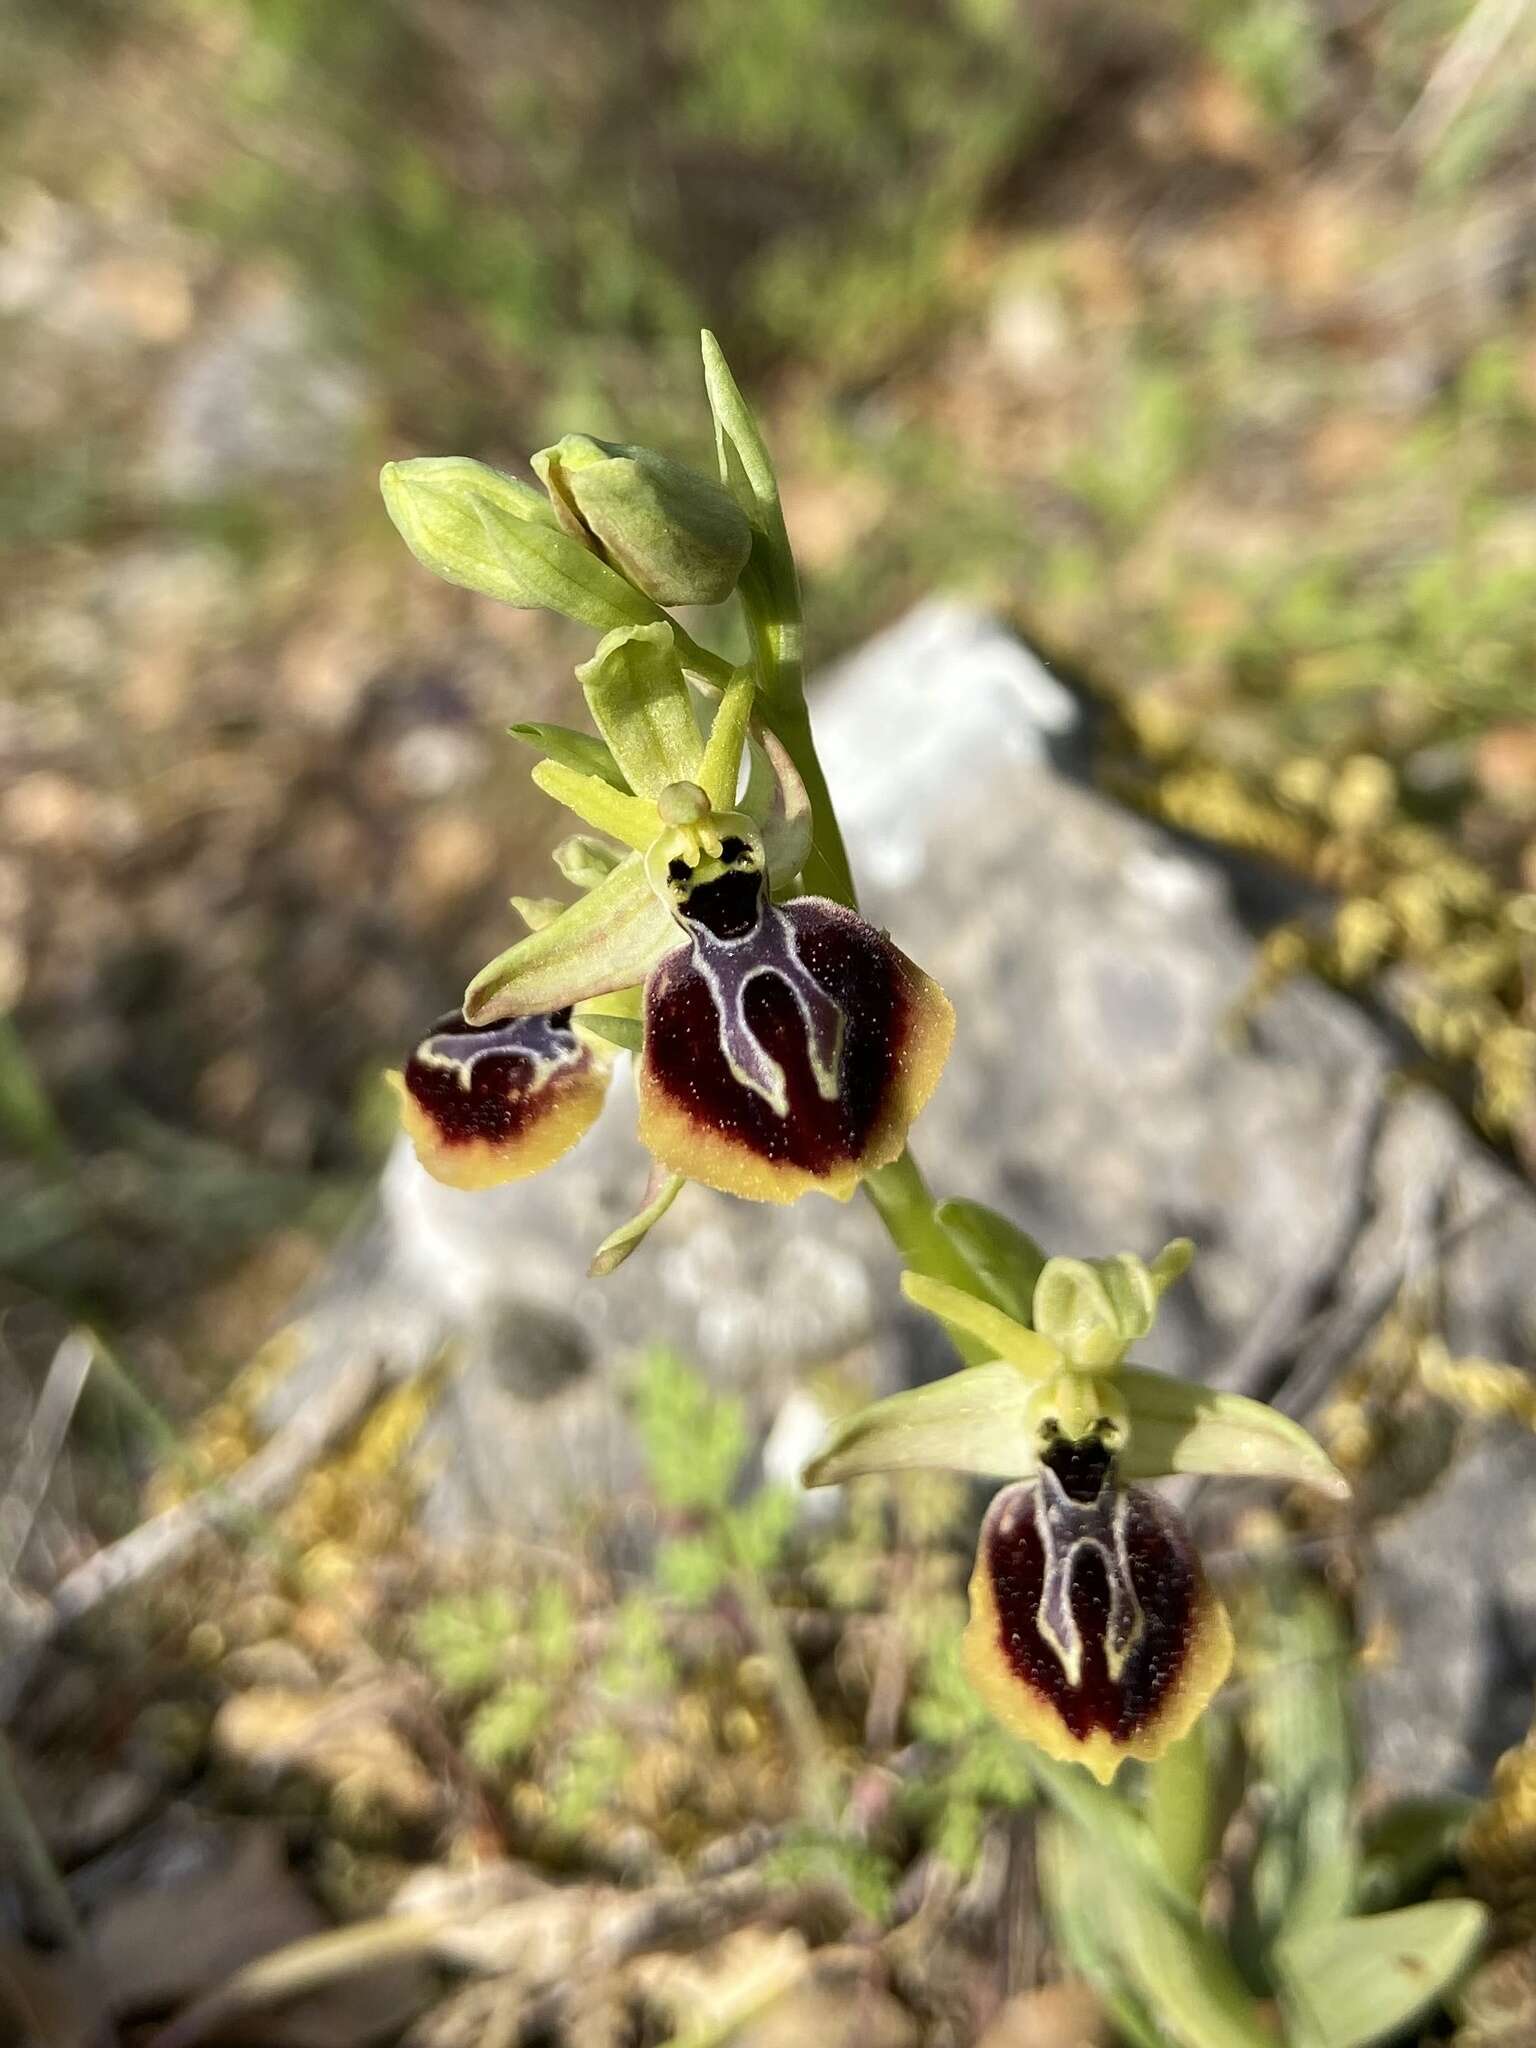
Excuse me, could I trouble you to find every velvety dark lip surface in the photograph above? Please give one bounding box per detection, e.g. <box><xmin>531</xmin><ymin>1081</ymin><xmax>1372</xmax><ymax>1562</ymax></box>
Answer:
<box><xmin>982</xmin><ymin>1480</ymin><xmax>1200</xmax><ymax>1740</ymax></box>
<box><xmin>643</xmin><ymin>899</ymin><xmax>914</xmax><ymax>1173</ymax></box>
<box><xmin>404</xmin><ymin>1008</ymin><xmax>585</xmax><ymax>1149</ymax></box>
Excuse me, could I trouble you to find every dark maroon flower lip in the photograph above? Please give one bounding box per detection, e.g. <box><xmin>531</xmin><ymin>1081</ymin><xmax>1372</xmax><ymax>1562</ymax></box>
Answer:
<box><xmin>962</xmin><ymin>1455</ymin><xmax>1233</xmax><ymax>1783</ymax></box>
<box><xmin>390</xmin><ymin>1006</ymin><xmax>609</xmax><ymax>1190</ymax></box>
<box><xmin>636</xmin><ymin>886</ymin><xmax>954</xmax><ymax>1204</ymax></box>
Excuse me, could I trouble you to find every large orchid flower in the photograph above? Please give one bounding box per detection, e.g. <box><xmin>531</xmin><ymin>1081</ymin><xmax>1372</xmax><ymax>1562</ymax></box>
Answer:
<box><xmin>803</xmin><ymin>1239</ymin><xmax>1348</xmax><ymax>1783</ymax></box>
<box><xmin>390</xmin><ymin>619</ymin><xmax>953</xmax><ymax>1228</ymax></box>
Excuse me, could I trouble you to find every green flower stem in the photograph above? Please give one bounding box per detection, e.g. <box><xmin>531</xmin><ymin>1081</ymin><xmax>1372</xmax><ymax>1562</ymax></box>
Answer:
<box><xmin>862</xmin><ymin>1152</ymin><xmax>993</xmax><ymax>1366</ymax></box>
<box><xmin>759</xmin><ymin>697</ymin><xmax>858</xmax><ymax>910</ymax></box>
<box><xmin>725</xmin><ymin>1518</ymin><xmax>836</xmax><ymax>1826</ymax></box>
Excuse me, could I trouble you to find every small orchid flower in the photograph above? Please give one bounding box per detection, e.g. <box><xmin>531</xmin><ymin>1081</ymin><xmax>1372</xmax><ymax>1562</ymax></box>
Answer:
<box><xmin>391</xmin><ymin>617</ymin><xmax>953</xmax><ymax>1223</ymax></box>
<box><xmin>803</xmin><ymin>1240</ymin><xmax>1348</xmax><ymax>1784</ymax></box>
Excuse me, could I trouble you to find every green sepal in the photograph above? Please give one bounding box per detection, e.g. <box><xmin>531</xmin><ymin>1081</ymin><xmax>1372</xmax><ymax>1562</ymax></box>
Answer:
<box><xmin>1274</xmin><ymin>1901</ymin><xmax>1488</xmax><ymax>2048</ymax></box>
<box><xmin>554</xmin><ymin>835</ymin><xmax>625</xmax><ymax>890</ymax></box>
<box><xmin>589</xmin><ymin>1170</ymin><xmax>687</xmax><ymax>1278</ymax></box>
<box><xmin>1033</xmin><ymin>1239</ymin><xmax>1194</xmax><ymax>1369</ymax></box>
<box><xmin>935</xmin><ymin>1200</ymin><xmax>1047</xmax><ymax>1324</ymax></box>
<box><xmin>1115</xmin><ymin>1369</ymin><xmax>1350</xmax><ymax>1500</ymax></box>
<box><xmin>508</xmin><ymin>722</ymin><xmax>628</xmax><ymax>793</ymax></box>
<box><xmin>531</xmin><ymin>758</ymin><xmax>659</xmax><ymax>851</ymax></box>
<box><xmin>699</xmin><ymin>669</ymin><xmax>756</xmax><ymax>812</ymax></box>
<box><xmin>380</xmin><ymin>457</ymin><xmax>664</xmax><ymax>631</ymax></box>
<box><xmin>575</xmin><ymin>622</ymin><xmax>703</xmax><ymax>799</ymax></box>
<box><xmin>801</xmin><ymin>1361</ymin><xmax>1041</xmax><ymax>1488</ymax></box>
<box><xmin>900</xmin><ymin>1272</ymin><xmax>1062</xmax><ymax>1377</ymax></box>
<box><xmin>464</xmin><ymin>855</ymin><xmax>677</xmax><ymax>1023</ymax></box>
<box><xmin>534</xmin><ymin>433</ymin><xmax>752</xmax><ymax>608</ymax></box>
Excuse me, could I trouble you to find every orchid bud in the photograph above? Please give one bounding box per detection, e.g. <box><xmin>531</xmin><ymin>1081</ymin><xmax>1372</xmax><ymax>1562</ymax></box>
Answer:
<box><xmin>533</xmin><ymin>434</ymin><xmax>752</xmax><ymax>607</ymax></box>
<box><xmin>380</xmin><ymin>456</ymin><xmax>663</xmax><ymax>632</ymax></box>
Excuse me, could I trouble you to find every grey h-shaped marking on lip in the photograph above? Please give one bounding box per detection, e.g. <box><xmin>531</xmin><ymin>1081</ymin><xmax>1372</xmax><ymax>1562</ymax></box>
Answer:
<box><xmin>686</xmin><ymin>894</ymin><xmax>845</xmax><ymax>1118</ymax></box>
<box><xmin>1033</xmin><ymin>1460</ymin><xmax>1144</xmax><ymax>1688</ymax></box>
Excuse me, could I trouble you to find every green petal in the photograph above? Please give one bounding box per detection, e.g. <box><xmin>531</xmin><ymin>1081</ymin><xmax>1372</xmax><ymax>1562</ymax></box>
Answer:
<box><xmin>801</xmin><ymin>1361</ymin><xmax>1041</xmax><ymax>1487</ymax></box>
<box><xmin>935</xmin><ymin>1199</ymin><xmax>1046</xmax><ymax>1324</ymax></box>
<box><xmin>509</xmin><ymin>722</ymin><xmax>628</xmax><ymax>792</ymax></box>
<box><xmin>588</xmin><ymin>1170</ymin><xmax>687</xmax><ymax>1278</ymax></box>
<box><xmin>575</xmin><ymin>622</ymin><xmax>704</xmax><ymax>799</ymax></box>
<box><xmin>380</xmin><ymin>457</ymin><xmax>663</xmax><ymax>631</ymax></box>
<box><xmin>1116</xmin><ymin>1369</ymin><xmax>1350</xmax><ymax>1499</ymax></box>
<box><xmin>900</xmin><ymin>1272</ymin><xmax>1062</xmax><ymax>1378</ymax></box>
<box><xmin>465</xmin><ymin>855</ymin><xmax>677</xmax><ymax>1023</ymax></box>
<box><xmin>699</xmin><ymin>669</ymin><xmax>756</xmax><ymax>811</ymax></box>
<box><xmin>531</xmin><ymin>759</ymin><xmax>659</xmax><ymax>851</ymax></box>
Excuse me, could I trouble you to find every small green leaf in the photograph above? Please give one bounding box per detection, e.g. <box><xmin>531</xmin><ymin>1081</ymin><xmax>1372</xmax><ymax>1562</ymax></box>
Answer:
<box><xmin>1116</xmin><ymin>1370</ymin><xmax>1350</xmax><ymax>1500</ymax></box>
<box><xmin>900</xmin><ymin>1272</ymin><xmax>1062</xmax><ymax>1377</ymax></box>
<box><xmin>1275</xmin><ymin>1900</ymin><xmax>1488</xmax><ymax>2048</ymax></box>
<box><xmin>588</xmin><ymin>1168</ymin><xmax>684</xmax><ymax>1276</ymax></box>
<box><xmin>466</xmin><ymin>1679</ymin><xmax>551</xmax><ymax>1769</ymax></box>
<box><xmin>701</xmin><ymin>331</ymin><xmax>782</xmax><ymax>538</ymax></box>
<box><xmin>381</xmin><ymin>457</ymin><xmax>664</xmax><ymax>630</ymax></box>
<box><xmin>576</xmin><ymin>622</ymin><xmax>703</xmax><ymax>798</ymax></box>
<box><xmin>1244</xmin><ymin>1573</ymin><xmax>1357</xmax><ymax>1944</ymax></box>
<box><xmin>935</xmin><ymin>1200</ymin><xmax>1047</xmax><ymax>1324</ymax></box>
<box><xmin>413</xmin><ymin>1591</ymin><xmax>516</xmax><ymax>1692</ymax></box>
<box><xmin>465</xmin><ymin>855</ymin><xmax>676</xmax><ymax>1022</ymax></box>
<box><xmin>530</xmin><ymin>758</ymin><xmax>659</xmax><ymax>850</ymax></box>
<box><xmin>509</xmin><ymin>721</ymin><xmax>628</xmax><ymax>792</ymax></box>
<box><xmin>801</xmin><ymin>1361</ymin><xmax>1041</xmax><ymax>1487</ymax></box>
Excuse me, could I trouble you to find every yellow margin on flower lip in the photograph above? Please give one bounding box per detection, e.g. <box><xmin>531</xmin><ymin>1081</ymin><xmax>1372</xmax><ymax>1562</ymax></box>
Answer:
<box><xmin>634</xmin><ymin>952</ymin><xmax>955</xmax><ymax>1205</ymax></box>
<box><xmin>386</xmin><ymin>1058</ymin><xmax>609</xmax><ymax>1192</ymax></box>
<box><xmin>960</xmin><ymin>1484</ymin><xmax>1235</xmax><ymax>1786</ymax></box>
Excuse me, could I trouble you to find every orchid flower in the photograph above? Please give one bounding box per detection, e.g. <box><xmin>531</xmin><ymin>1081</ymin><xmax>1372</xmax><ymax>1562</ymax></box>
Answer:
<box><xmin>389</xmin><ymin>618</ymin><xmax>953</xmax><ymax>1234</ymax></box>
<box><xmin>803</xmin><ymin>1239</ymin><xmax>1348</xmax><ymax>1783</ymax></box>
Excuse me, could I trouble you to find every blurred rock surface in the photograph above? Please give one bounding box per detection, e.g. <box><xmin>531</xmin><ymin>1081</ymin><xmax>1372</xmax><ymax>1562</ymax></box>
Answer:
<box><xmin>262</xmin><ymin>601</ymin><xmax>1536</xmax><ymax>1795</ymax></box>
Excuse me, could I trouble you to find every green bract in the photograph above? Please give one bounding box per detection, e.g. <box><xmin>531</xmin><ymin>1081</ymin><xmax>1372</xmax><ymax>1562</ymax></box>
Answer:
<box><xmin>534</xmin><ymin>433</ymin><xmax>753</xmax><ymax>607</ymax></box>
